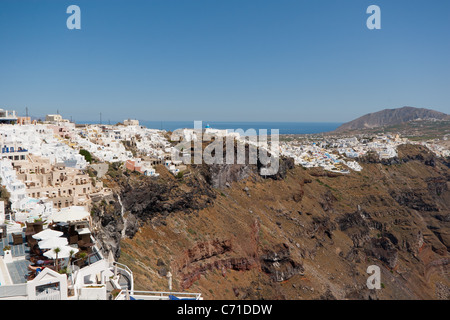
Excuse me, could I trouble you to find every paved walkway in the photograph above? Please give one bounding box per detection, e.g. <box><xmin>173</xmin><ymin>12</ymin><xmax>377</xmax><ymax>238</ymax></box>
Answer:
<box><xmin>0</xmin><ymin>232</ymin><xmax>29</xmax><ymax>257</ymax></box>
<box><xmin>0</xmin><ymin>232</ymin><xmax>31</xmax><ymax>284</ymax></box>
<box><xmin>7</xmin><ymin>259</ymin><xmax>31</xmax><ymax>284</ymax></box>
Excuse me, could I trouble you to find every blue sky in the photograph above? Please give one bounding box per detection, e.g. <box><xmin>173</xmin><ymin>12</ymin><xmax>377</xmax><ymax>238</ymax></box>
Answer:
<box><xmin>0</xmin><ymin>0</ymin><xmax>449</xmax><ymax>122</ymax></box>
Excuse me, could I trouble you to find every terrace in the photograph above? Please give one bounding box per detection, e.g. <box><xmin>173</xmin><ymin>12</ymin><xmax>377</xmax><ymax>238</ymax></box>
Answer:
<box><xmin>0</xmin><ymin>232</ymin><xmax>31</xmax><ymax>284</ymax></box>
<box><xmin>0</xmin><ymin>222</ymin><xmax>102</xmax><ymax>281</ymax></box>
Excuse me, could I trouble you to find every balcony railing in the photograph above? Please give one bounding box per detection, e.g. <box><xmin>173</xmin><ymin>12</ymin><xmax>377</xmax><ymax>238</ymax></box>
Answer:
<box><xmin>72</xmin><ymin>249</ymin><xmax>102</xmax><ymax>268</ymax></box>
<box><xmin>114</xmin><ymin>290</ymin><xmax>202</xmax><ymax>301</ymax></box>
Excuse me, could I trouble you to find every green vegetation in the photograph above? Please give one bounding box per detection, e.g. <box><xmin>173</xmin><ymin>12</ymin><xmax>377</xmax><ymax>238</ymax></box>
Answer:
<box><xmin>406</xmin><ymin>136</ymin><xmax>437</xmax><ymax>141</ymax></box>
<box><xmin>315</xmin><ymin>178</ymin><xmax>336</xmax><ymax>191</ymax></box>
<box><xmin>79</xmin><ymin>149</ymin><xmax>93</xmax><ymax>163</ymax></box>
<box><xmin>176</xmin><ymin>171</ymin><xmax>184</xmax><ymax>180</ymax></box>
<box><xmin>107</xmin><ymin>162</ymin><xmax>122</xmax><ymax>178</ymax></box>
<box><xmin>0</xmin><ymin>184</ymin><xmax>11</xmax><ymax>207</ymax></box>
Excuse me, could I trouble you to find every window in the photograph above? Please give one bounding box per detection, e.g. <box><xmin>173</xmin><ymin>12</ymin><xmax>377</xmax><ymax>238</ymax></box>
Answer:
<box><xmin>35</xmin><ymin>282</ymin><xmax>60</xmax><ymax>298</ymax></box>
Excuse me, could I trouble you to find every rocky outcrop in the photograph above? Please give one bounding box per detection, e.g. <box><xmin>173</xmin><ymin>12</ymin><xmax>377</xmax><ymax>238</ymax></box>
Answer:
<box><xmin>179</xmin><ymin>257</ymin><xmax>258</xmax><ymax>290</ymax></box>
<box><xmin>261</xmin><ymin>156</ymin><xmax>295</xmax><ymax>181</ymax></box>
<box><xmin>391</xmin><ymin>190</ymin><xmax>438</xmax><ymax>212</ymax></box>
<box><xmin>338</xmin><ymin>211</ymin><xmax>373</xmax><ymax>248</ymax></box>
<box><xmin>397</xmin><ymin>144</ymin><xmax>438</xmax><ymax>166</ymax></box>
<box><xmin>358</xmin><ymin>144</ymin><xmax>439</xmax><ymax>166</ymax></box>
<box><xmin>198</xmin><ymin>163</ymin><xmax>256</xmax><ymax>189</ymax></box>
<box><xmin>121</xmin><ymin>177</ymin><xmax>216</xmax><ymax>222</ymax></box>
<box><xmin>364</xmin><ymin>237</ymin><xmax>399</xmax><ymax>269</ymax></box>
<box><xmin>177</xmin><ymin>239</ymin><xmax>258</xmax><ymax>289</ymax></box>
<box><xmin>91</xmin><ymin>193</ymin><xmax>125</xmax><ymax>259</ymax></box>
<box><xmin>427</xmin><ymin>177</ymin><xmax>449</xmax><ymax>197</ymax></box>
<box><xmin>178</xmin><ymin>240</ymin><xmax>304</xmax><ymax>289</ymax></box>
<box><xmin>309</xmin><ymin>215</ymin><xmax>336</xmax><ymax>241</ymax></box>
<box><xmin>184</xmin><ymin>239</ymin><xmax>233</xmax><ymax>266</ymax></box>
<box><xmin>197</xmin><ymin>155</ymin><xmax>295</xmax><ymax>189</ymax></box>
<box><xmin>260</xmin><ymin>243</ymin><xmax>304</xmax><ymax>282</ymax></box>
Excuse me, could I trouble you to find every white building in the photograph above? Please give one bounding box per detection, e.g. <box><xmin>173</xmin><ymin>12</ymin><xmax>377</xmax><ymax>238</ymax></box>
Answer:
<box><xmin>0</xmin><ymin>109</ymin><xmax>18</xmax><ymax>124</ymax></box>
<box><xmin>45</xmin><ymin>114</ymin><xmax>69</xmax><ymax>124</ymax></box>
<box><xmin>123</xmin><ymin>119</ymin><xmax>139</xmax><ymax>126</ymax></box>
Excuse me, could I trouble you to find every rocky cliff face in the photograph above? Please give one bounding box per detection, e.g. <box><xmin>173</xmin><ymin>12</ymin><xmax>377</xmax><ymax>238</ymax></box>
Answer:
<box><xmin>91</xmin><ymin>144</ymin><xmax>450</xmax><ymax>300</ymax></box>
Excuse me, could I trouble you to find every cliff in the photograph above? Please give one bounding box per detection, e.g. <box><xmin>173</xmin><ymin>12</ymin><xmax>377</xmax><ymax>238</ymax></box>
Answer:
<box><xmin>90</xmin><ymin>144</ymin><xmax>450</xmax><ymax>300</ymax></box>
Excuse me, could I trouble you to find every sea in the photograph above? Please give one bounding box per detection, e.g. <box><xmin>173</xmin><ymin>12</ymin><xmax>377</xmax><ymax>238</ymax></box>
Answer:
<box><xmin>79</xmin><ymin>120</ymin><xmax>342</xmax><ymax>135</ymax></box>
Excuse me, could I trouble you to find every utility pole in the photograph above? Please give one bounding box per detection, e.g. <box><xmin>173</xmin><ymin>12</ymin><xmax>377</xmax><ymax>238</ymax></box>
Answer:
<box><xmin>100</xmin><ymin>112</ymin><xmax>102</xmax><ymax>125</ymax></box>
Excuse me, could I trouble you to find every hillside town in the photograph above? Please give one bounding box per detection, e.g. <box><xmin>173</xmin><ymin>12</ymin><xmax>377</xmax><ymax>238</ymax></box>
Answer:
<box><xmin>1</xmin><ymin>109</ymin><xmax>449</xmax><ymax>220</ymax></box>
<box><xmin>0</xmin><ymin>109</ymin><xmax>202</xmax><ymax>300</ymax></box>
<box><xmin>280</xmin><ymin>133</ymin><xmax>450</xmax><ymax>173</ymax></box>
<box><xmin>0</xmin><ymin>107</ymin><xmax>448</xmax><ymax>300</ymax></box>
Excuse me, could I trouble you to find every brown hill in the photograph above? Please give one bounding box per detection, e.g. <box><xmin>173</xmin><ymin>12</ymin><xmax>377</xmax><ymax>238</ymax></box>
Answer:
<box><xmin>335</xmin><ymin>107</ymin><xmax>449</xmax><ymax>132</ymax></box>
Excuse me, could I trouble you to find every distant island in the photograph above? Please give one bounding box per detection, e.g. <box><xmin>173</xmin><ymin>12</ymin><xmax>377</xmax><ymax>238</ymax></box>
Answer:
<box><xmin>335</xmin><ymin>106</ymin><xmax>449</xmax><ymax>132</ymax></box>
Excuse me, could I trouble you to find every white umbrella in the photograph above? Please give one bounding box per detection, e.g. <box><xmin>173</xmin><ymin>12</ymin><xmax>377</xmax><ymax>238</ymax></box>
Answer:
<box><xmin>50</xmin><ymin>206</ymin><xmax>90</xmax><ymax>223</ymax></box>
<box><xmin>38</xmin><ymin>237</ymin><xmax>68</xmax><ymax>249</ymax></box>
<box><xmin>32</xmin><ymin>229</ymin><xmax>63</xmax><ymax>240</ymax></box>
<box><xmin>44</xmin><ymin>245</ymin><xmax>79</xmax><ymax>259</ymax></box>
